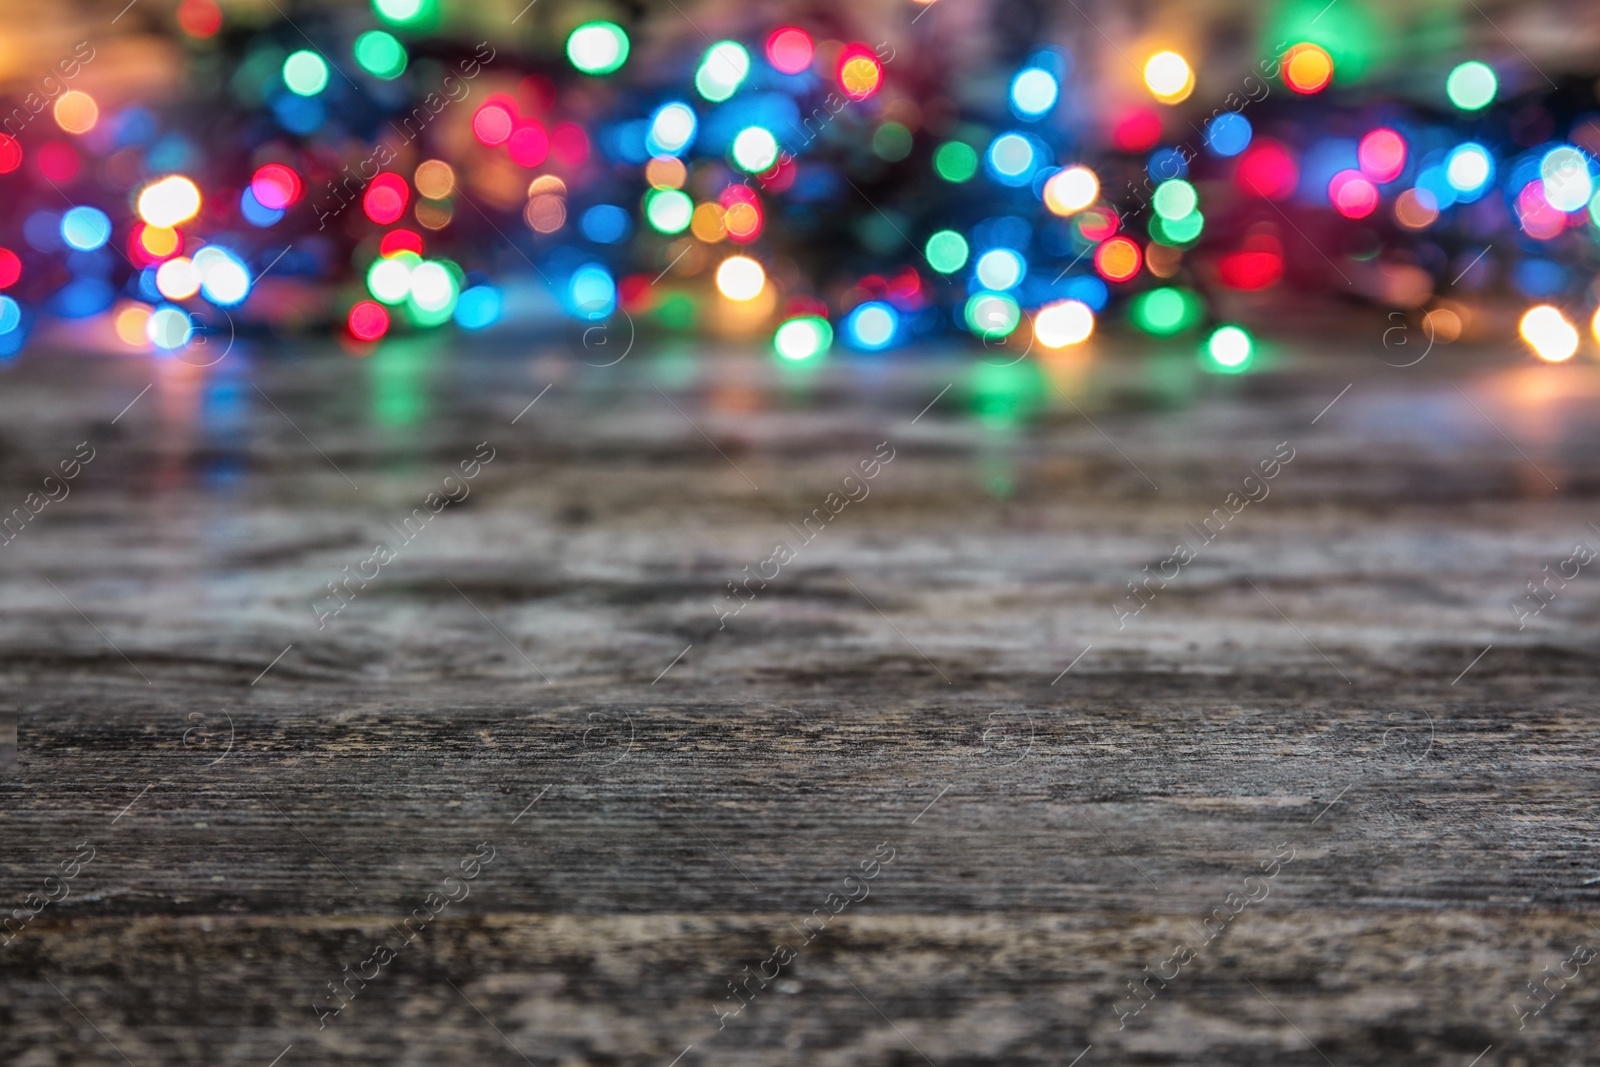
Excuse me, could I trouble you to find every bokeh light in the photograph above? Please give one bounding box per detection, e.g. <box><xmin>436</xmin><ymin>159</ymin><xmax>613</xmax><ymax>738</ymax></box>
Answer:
<box><xmin>846</xmin><ymin>301</ymin><xmax>897</xmax><ymax>349</ymax></box>
<box><xmin>838</xmin><ymin>47</ymin><xmax>883</xmax><ymax>101</ymax></box>
<box><xmin>1043</xmin><ymin>166</ymin><xmax>1099</xmax><ymax>216</ymax></box>
<box><xmin>924</xmin><ymin>230</ymin><xmax>969</xmax><ymax>274</ymax></box>
<box><xmin>696</xmin><ymin>42</ymin><xmax>750</xmax><ymax>102</ymax></box>
<box><xmin>1282</xmin><ymin>43</ymin><xmax>1334</xmax><ymax>94</ymax></box>
<box><xmin>348</xmin><ymin>300</ymin><xmax>390</xmax><ymax>341</ymax></box>
<box><xmin>354</xmin><ymin>31</ymin><xmax>408</xmax><ymax>79</ymax></box>
<box><xmin>283</xmin><ymin>50</ymin><xmax>330</xmax><ymax>96</ymax></box>
<box><xmin>137</xmin><ymin>176</ymin><xmax>201</xmax><ymax>227</ymax></box>
<box><xmin>732</xmin><ymin>127</ymin><xmax>779</xmax><ymax>173</ymax></box>
<box><xmin>645</xmin><ymin>189</ymin><xmax>693</xmax><ymax>234</ymax></box>
<box><xmin>774</xmin><ymin>315</ymin><xmax>832</xmax><ymax>360</ymax></box>
<box><xmin>53</xmin><ymin>91</ymin><xmax>98</xmax><ymax>135</ymax></box>
<box><xmin>1329</xmin><ymin>170</ymin><xmax>1379</xmax><ymax>218</ymax></box>
<box><xmin>1034</xmin><ymin>299</ymin><xmax>1094</xmax><ymax>347</ymax></box>
<box><xmin>934</xmin><ymin>142</ymin><xmax>978</xmax><ymax>183</ymax></box>
<box><xmin>975</xmin><ymin>249</ymin><xmax>1025</xmax><ymax>291</ymax></box>
<box><xmin>715</xmin><ymin>256</ymin><xmax>765</xmax><ymax>301</ymax></box>
<box><xmin>567</xmin><ymin>22</ymin><xmax>630</xmax><ymax>76</ymax></box>
<box><xmin>1446</xmin><ymin>61</ymin><xmax>1497</xmax><ymax>111</ymax></box>
<box><xmin>648</xmin><ymin>103</ymin><xmax>697</xmax><ymax>157</ymax></box>
<box><xmin>1143</xmin><ymin>51</ymin><xmax>1194</xmax><ymax>104</ymax></box>
<box><xmin>61</xmin><ymin>207</ymin><xmax>111</xmax><ymax>251</ymax></box>
<box><xmin>1205</xmin><ymin>113</ymin><xmax>1252</xmax><ymax>157</ymax></box>
<box><xmin>1358</xmin><ymin>129</ymin><xmax>1406</xmax><ymax>183</ymax></box>
<box><xmin>1010</xmin><ymin>68</ymin><xmax>1059</xmax><ymax>118</ymax></box>
<box><xmin>1520</xmin><ymin>305</ymin><xmax>1578</xmax><ymax>362</ymax></box>
<box><xmin>1206</xmin><ymin>325</ymin><xmax>1254</xmax><ymax>370</ymax></box>
<box><xmin>766</xmin><ymin>28</ymin><xmax>814</xmax><ymax>75</ymax></box>
<box><xmin>1095</xmin><ymin>236</ymin><xmax>1142</xmax><ymax>282</ymax></box>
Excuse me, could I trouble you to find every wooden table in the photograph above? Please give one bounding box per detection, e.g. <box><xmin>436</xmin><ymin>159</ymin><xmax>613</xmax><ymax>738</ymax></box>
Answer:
<box><xmin>2</xmin><ymin>339</ymin><xmax>1596</xmax><ymax>1065</ymax></box>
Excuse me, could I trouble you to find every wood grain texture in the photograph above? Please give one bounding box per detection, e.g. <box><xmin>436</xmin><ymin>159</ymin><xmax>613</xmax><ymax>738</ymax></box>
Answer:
<box><xmin>2</xmin><ymin>343</ymin><xmax>1598</xmax><ymax>1065</ymax></box>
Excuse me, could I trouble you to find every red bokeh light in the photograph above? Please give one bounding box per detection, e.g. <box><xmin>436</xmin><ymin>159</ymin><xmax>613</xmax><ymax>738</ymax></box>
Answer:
<box><xmin>550</xmin><ymin>122</ymin><xmax>589</xmax><ymax>167</ymax></box>
<box><xmin>348</xmin><ymin>300</ymin><xmax>390</xmax><ymax>341</ymax></box>
<box><xmin>1329</xmin><ymin>169</ymin><xmax>1379</xmax><ymax>218</ymax></box>
<box><xmin>516</xmin><ymin>75</ymin><xmax>557</xmax><ymax>115</ymax></box>
<box><xmin>506</xmin><ymin>121</ymin><xmax>549</xmax><ymax>168</ymax></box>
<box><xmin>767</xmin><ymin>27</ymin><xmax>815</xmax><ymax>75</ymax></box>
<box><xmin>251</xmin><ymin>164</ymin><xmax>302</xmax><ymax>210</ymax></box>
<box><xmin>472</xmin><ymin>102</ymin><xmax>515</xmax><ymax>147</ymax></box>
<box><xmin>0</xmin><ymin>134</ymin><xmax>21</xmax><ymax>175</ymax></box>
<box><xmin>379</xmin><ymin>229</ymin><xmax>424</xmax><ymax>258</ymax></box>
<box><xmin>1094</xmin><ymin>236</ymin><xmax>1142</xmax><ymax>282</ymax></box>
<box><xmin>177</xmin><ymin>0</ymin><xmax>223</xmax><ymax>37</ymax></box>
<box><xmin>1235</xmin><ymin>139</ymin><xmax>1298</xmax><ymax>200</ymax></box>
<box><xmin>757</xmin><ymin>154</ymin><xmax>797</xmax><ymax>193</ymax></box>
<box><xmin>35</xmin><ymin>141</ymin><xmax>79</xmax><ymax>182</ymax></box>
<box><xmin>1077</xmin><ymin>205</ymin><xmax>1121</xmax><ymax>243</ymax></box>
<box><xmin>1218</xmin><ymin>250</ymin><xmax>1285</xmax><ymax>290</ymax></box>
<box><xmin>362</xmin><ymin>172</ymin><xmax>410</xmax><ymax>225</ymax></box>
<box><xmin>0</xmin><ymin>248</ymin><xmax>20</xmax><ymax>290</ymax></box>
<box><xmin>1357</xmin><ymin>128</ymin><xmax>1406</xmax><ymax>184</ymax></box>
<box><xmin>1517</xmin><ymin>181</ymin><xmax>1564</xmax><ymax>240</ymax></box>
<box><xmin>1112</xmin><ymin>108</ymin><xmax>1163</xmax><ymax>153</ymax></box>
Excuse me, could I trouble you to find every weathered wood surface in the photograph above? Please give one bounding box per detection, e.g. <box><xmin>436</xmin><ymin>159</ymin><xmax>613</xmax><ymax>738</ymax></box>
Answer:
<box><xmin>2</xmin><ymin>341</ymin><xmax>1598</xmax><ymax>1065</ymax></box>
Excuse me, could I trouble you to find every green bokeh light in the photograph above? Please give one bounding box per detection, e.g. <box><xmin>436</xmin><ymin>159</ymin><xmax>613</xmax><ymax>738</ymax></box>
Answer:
<box><xmin>924</xmin><ymin>230</ymin><xmax>969</xmax><ymax>274</ymax></box>
<box><xmin>282</xmin><ymin>50</ymin><xmax>330</xmax><ymax>96</ymax></box>
<box><xmin>695</xmin><ymin>41</ymin><xmax>750</xmax><ymax>102</ymax></box>
<box><xmin>1446</xmin><ymin>61</ymin><xmax>1496</xmax><ymax>111</ymax></box>
<box><xmin>371</xmin><ymin>0</ymin><xmax>437</xmax><ymax>30</ymax></box>
<box><xmin>1205</xmin><ymin>325</ymin><xmax>1254</xmax><ymax>372</ymax></box>
<box><xmin>964</xmin><ymin>291</ymin><xmax>1021</xmax><ymax>340</ymax></box>
<box><xmin>354</xmin><ymin>31</ymin><xmax>407</xmax><ymax>80</ymax></box>
<box><xmin>1130</xmin><ymin>287</ymin><xmax>1204</xmax><ymax>336</ymax></box>
<box><xmin>1263</xmin><ymin>0</ymin><xmax>1380</xmax><ymax>84</ymax></box>
<box><xmin>567</xmin><ymin>21</ymin><xmax>630</xmax><ymax>76</ymax></box>
<box><xmin>1152</xmin><ymin>179</ymin><xmax>1198</xmax><ymax>221</ymax></box>
<box><xmin>773</xmin><ymin>316</ymin><xmax>833</xmax><ymax>361</ymax></box>
<box><xmin>1151</xmin><ymin>210</ymin><xmax>1204</xmax><ymax>246</ymax></box>
<box><xmin>644</xmin><ymin>189</ymin><xmax>693</xmax><ymax>234</ymax></box>
<box><xmin>934</xmin><ymin>141</ymin><xmax>978</xmax><ymax>183</ymax></box>
<box><xmin>873</xmin><ymin>122</ymin><xmax>913</xmax><ymax>162</ymax></box>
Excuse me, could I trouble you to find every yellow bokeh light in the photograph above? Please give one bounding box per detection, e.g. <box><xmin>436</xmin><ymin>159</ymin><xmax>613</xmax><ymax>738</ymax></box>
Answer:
<box><xmin>415</xmin><ymin>199</ymin><xmax>453</xmax><ymax>230</ymax></box>
<box><xmin>715</xmin><ymin>255</ymin><xmax>765</xmax><ymax>301</ymax></box>
<box><xmin>1143</xmin><ymin>51</ymin><xmax>1194</xmax><ymax>103</ymax></box>
<box><xmin>690</xmin><ymin>202</ymin><xmax>726</xmax><ymax>243</ymax></box>
<box><xmin>840</xmin><ymin>56</ymin><xmax>881</xmax><ymax>98</ymax></box>
<box><xmin>723</xmin><ymin>201</ymin><xmax>760</xmax><ymax>241</ymax></box>
<box><xmin>414</xmin><ymin>159</ymin><xmax>455</xmax><ymax>200</ymax></box>
<box><xmin>53</xmin><ymin>90</ymin><xmax>98</xmax><ymax>135</ymax></box>
<box><xmin>137</xmin><ymin>176</ymin><xmax>202</xmax><ymax>228</ymax></box>
<box><xmin>1519</xmin><ymin>305</ymin><xmax>1578</xmax><ymax>362</ymax></box>
<box><xmin>527</xmin><ymin>175</ymin><xmax>567</xmax><ymax>198</ymax></box>
<box><xmin>1043</xmin><ymin>166</ymin><xmax>1099</xmax><ymax>216</ymax></box>
<box><xmin>113</xmin><ymin>304</ymin><xmax>152</xmax><ymax>347</ymax></box>
<box><xmin>140</xmin><ymin>226</ymin><xmax>179</xmax><ymax>258</ymax></box>
<box><xmin>1592</xmin><ymin>306</ymin><xmax>1600</xmax><ymax>345</ymax></box>
<box><xmin>645</xmin><ymin>156</ymin><xmax>688</xmax><ymax>190</ymax></box>
<box><xmin>524</xmin><ymin>194</ymin><xmax>566</xmax><ymax>233</ymax></box>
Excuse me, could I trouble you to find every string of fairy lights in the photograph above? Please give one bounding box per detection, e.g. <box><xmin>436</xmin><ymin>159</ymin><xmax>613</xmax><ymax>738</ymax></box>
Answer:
<box><xmin>0</xmin><ymin>0</ymin><xmax>1597</xmax><ymax>370</ymax></box>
